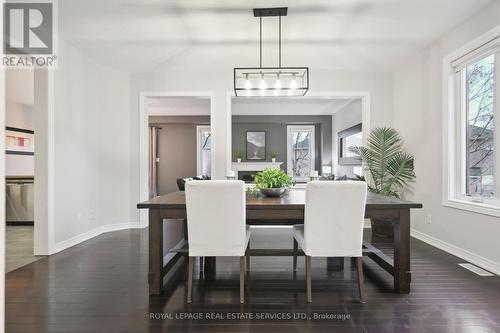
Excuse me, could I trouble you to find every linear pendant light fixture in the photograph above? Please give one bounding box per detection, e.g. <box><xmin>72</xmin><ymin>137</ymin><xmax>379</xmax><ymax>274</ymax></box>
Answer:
<box><xmin>234</xmin><ymin>7</ymin><xmax>309</xmax><ymax>97</ymax></box>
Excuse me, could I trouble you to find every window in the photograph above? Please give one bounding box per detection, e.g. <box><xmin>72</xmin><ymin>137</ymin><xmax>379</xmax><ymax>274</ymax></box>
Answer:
<box><xmin>446</xmin><ymin>33</ymin><xmax>500</xmax><ymax>211</ymax></box>
<box><xmin>287</xmin><ymin>126</ymin><xmax>315</xmax><ymax>182</ymax></box>
<box><xmin>464</xmin><ymin>55</ymin><xmax>495</xmax><ymax>198</ymax></box>
<box><xmin>196</xmin><ymin>126</ymin><xmax>211</xmax><ymax>177</ymax></box>
<box><xmin>338</xmin><ymin>123</ymin><xmax>362</xmax><ymax>166</ymax></box>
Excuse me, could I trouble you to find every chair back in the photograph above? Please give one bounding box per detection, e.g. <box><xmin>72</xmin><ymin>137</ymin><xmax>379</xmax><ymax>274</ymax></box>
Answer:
<box><xmin>304</xmin><ymin>181</ymin><xmax>367</xmax><ymax>257</ymax></box>
<box><xmin>185</xmin><ymin>180</ymin><xmax>246</xmax><ymax>257</ymax></box>
<box><xmin>176</xmin><ymin>178</ymin><xmax>190</xmax><ymax>191</ymax></box>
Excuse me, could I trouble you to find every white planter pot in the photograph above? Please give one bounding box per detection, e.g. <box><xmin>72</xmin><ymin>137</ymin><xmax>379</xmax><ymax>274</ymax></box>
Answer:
<box><xmin>237</xmin><ymin>158</ymin><xmax>242</xmax><ymax>163</ymax></box>
<box><xmin>271</xmin><ymin>158</ymin><xmax>276</xmax><ymax>163</ymax></box>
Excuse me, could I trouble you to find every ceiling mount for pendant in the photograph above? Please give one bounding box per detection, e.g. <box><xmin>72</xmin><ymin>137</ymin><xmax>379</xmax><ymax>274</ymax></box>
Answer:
<box><xmin>253</xmin><ymin>7</ymin><xmax>287</xmax><ymax>17</ymax></box>
<box><xmin>234</xmin><ymin>7</ymin><xmax>309</xmax><ymax>97</ymax></box>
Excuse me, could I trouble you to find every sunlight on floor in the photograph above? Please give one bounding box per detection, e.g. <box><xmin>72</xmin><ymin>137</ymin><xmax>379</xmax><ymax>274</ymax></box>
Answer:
<box><xmin>6</xmin><ymin>226</ymin><xmax>42</xmax><ymax>273</ymax></box>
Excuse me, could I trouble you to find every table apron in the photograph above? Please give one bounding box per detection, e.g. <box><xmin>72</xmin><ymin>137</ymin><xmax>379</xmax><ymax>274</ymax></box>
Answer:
<box><xmin>159</xmin><ymin>207</ymin><xmax>401</xmax><ymax>222</ymax></box>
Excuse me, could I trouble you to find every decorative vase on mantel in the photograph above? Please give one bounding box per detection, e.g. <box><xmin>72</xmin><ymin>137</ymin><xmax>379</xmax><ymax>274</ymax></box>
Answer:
<box><xmin>235</xmin><ymin>150</ymin><xmax>243</xmax><ymax>163</ymax></box>
<box><xmin>270</xmin><ymin>151</ymin><xmax>278</xmax><ymax>163</ymax></box>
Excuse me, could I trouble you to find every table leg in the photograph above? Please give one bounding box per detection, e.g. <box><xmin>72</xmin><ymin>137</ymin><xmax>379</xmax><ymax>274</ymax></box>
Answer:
<box><xmin>148</xmin><ymin>209</ymin><xmax>163</xmax><ymax>295</ymax></box>
<box><xmin>182</xmin><ymin>219</ymin><xmax>188</xmax><ymax>240</ymax></box>
<box><xmin>204</xmin><ymin>257</ymin><xmax>216</xmax><ymax>280</ymax></box>
<box><xmin>394</xmin><ymin>208</ymin><xmax>411</xmax><ymax>293</ymax></box>
<box><xmin>326</xmin><ymin>257</ymin><xmax>344</xmax><ymax>271</ymax></box>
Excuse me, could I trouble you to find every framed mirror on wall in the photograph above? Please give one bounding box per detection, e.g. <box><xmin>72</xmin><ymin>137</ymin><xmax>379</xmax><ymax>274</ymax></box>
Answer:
<box><xmin>338</xmin><ymin>123</ymin><xmax>362</xmax><ymax>166</ymax></box>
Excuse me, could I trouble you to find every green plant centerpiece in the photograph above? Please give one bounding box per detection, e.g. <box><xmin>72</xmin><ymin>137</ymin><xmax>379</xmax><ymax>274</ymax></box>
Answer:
<box><xmin>254</xmin><ymin>168</ymin><xmax>293</xmax><ymax>197</ymax></box>
<box><xmin>349</xmin><ymin>127</ymin><xmax>416</xmax><ymax>240</ymax></box>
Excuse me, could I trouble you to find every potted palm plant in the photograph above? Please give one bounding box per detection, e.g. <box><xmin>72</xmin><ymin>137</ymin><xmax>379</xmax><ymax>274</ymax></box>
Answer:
<box><xmin>349</xmin><ymin>127</ymin><xmax>416</xmax><ymax>240</ymax></box>
<box><xmin>254</xmin><ymin>168</ymin><xmax>293</xmax><ymax>197</ymax></box>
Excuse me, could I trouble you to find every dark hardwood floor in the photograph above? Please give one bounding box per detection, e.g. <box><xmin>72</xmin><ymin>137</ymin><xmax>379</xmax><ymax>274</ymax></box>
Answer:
<box><xmin>6</xmin><ymin>227</ymin><xmax>500</xmax><ymax>333</ymax></box>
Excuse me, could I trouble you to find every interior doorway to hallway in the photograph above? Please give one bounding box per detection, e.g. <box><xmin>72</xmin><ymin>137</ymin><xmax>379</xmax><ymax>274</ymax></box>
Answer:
<box><xmin>4</xmin><ymin>69</ymin><xmax>41</xmax><ymax>271</ymax></box>
<box><xmin>142</xmin><ymin>95</ymin><xmax>213</xmax><ymax>199</ymax></box>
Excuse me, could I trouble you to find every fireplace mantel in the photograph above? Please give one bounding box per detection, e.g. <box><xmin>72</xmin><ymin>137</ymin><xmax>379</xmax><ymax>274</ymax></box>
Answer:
<box><xmin>231</xmin><ymin>161</ymin><xmax>283</xmax><ymax>173</ymax></box>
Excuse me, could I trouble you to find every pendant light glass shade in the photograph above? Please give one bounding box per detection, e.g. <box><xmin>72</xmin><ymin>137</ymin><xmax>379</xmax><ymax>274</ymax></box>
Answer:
<box><xmin>234</xmin><ymin>67</ymin><xmax>308</xmax><ymax>97</ymax></box>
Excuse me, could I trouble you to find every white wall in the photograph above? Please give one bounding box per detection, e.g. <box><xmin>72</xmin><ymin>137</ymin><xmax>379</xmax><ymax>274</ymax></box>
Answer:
<box><xmin>51</xmin><ymin>39</ymin><xmax>136</xmax><ymax>250</ymax></box>
<box><xmin>5</xmin><ymin>68</ymin><xmax>33</xmax><ymax>105</ymax></box>
<box><xmin>5</xmin><ymin>69</ymin><xmax>34</xmax><ymax>176</ymax></box>
<box><xmin>129</xmin><ymin>63</ymin><xmax>394</xmax><ymax>221</ymax></box>
<box><xmin>332</xmin><ymin>100</ymin><xmax>363</xmax><ymax>177</ymax></box>
<box><xmin>5</xmin><ymin>155</ymin><xmax>34</xmax><ymax>176</ymax></box>
<box><xmin>231</xmin><ymin>98</ymin><xmax>357</xmax><ymax>116</ymax></box>
<box><xmin>5</xmin><ymin>101</ymin><xmax>33</xmax><ymax>129</ymax></box>
<box><xmin>393</xmin><ymin>1</ymin><xmax>500</xmax><ymax>272</ymax></box>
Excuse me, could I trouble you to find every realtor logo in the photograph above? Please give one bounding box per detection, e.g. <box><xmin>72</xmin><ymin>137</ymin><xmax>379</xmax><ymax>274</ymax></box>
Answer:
<box><xmin>2</xmin><ymin>0</ymin><xmax>58</xmax><ymax>67</ymax></box>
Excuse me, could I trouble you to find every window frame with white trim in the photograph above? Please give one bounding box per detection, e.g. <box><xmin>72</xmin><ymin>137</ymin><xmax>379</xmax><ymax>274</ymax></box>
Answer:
<box><xmin>443</xmin><ymin>27</ymin><xmax>500</xmax><ymax>216</ymax></box>
<box><xmin>196</xmin><ymin>125</ymin><xmax>212</xmax><ymax>178</ymax></box>
<box><xmin>287</xmin><ymin>125</ymin><xmax>316</xmax><ymax>183</ymax></box>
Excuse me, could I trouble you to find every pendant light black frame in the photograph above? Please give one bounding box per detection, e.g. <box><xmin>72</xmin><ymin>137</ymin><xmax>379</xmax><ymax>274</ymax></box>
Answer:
<box><xmin>233</xmin><ymin>7</ymin><xmax>309</xmax><ymax>97</ymax></box>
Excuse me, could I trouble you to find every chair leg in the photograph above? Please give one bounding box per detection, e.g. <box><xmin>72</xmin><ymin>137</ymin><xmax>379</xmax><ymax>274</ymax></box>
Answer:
<box><xmin>187</xmin><ymin>256</ymin><xmax>194</xmax><ymax>303</ymax></box>
<box><xmin>306</xmin><ymin>255</ymin><xmax>312</xmax><ymax>303</ymax></box>
<box><xmin>240</xmin><ymin>256</ymin><xmax>245</xmax><ymax>304</ymax></box>
<box><xmin>293</xmin><ymin>239</ymin><xmax>298</xmax><ymax>271</ymax></box>
<box><xmin>355</xmin><ymin>257</ymin><xmax>366</xmax><ymax>304</ymax></box>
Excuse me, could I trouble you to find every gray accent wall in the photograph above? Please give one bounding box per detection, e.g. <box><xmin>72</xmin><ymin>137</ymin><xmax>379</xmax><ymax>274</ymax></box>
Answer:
<box><xmin>149</xmin><ymin>116</ymin><xmax>210</xmax><ymax>194</ymax></box>
<box><xmin>232</xmin><ymin>115</ymin><xmax>332</xmax><ymax>172</ymax></box>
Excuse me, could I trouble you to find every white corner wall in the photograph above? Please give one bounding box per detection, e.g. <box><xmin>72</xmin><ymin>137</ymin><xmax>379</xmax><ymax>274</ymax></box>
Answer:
<box><xmin>393</xmin><ymin>1</ymin><xmax>500</xmax><ymax>273</ymax></box>
<box><xmin>51</xmin><ymin>39</ymin><xmax>137</xmax><ymax>252</ymax></box>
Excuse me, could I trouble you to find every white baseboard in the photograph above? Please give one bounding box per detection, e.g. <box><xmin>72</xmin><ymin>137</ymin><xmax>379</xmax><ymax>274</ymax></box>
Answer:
<box><xmin>51</xmin><ymin>221</ymin><xmax>141</xmax><ymax>254</ymax></box>
<box><xmin>411</xmin><ymin>228</ymin><xmax>500</xmax><ymax>276</ymax></box>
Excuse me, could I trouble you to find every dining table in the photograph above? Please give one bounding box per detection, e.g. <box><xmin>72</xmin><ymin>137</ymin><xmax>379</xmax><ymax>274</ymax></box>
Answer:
<box><xmin>137</xmin><ymin>189</ymin><xmax>423</xmax><ymax>295</ymax></box>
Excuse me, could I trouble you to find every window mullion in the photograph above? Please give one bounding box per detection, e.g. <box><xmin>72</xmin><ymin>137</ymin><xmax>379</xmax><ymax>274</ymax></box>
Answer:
<box><xmin>458</xmin><ymin>69</ymin><xmax>467</xmax><ymax>198</ymax></box>
<box><xmin>463</xmin><ymin>68</ymin><xmax>468</xmax><ymax>196</ymax></box>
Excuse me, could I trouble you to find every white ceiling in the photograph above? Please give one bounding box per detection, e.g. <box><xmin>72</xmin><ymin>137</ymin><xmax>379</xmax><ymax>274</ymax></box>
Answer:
<box><xmin>59</xmin><ymin>0</ymin><xmax>493</xmax><ymax>73</ymax></box>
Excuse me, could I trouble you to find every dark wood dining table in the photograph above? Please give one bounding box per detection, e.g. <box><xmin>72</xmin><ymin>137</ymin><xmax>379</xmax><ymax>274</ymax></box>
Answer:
<box><xmin>137</xmin><ymin>189</ymin><xmax>422</xmax><ymax>296</ymax></box>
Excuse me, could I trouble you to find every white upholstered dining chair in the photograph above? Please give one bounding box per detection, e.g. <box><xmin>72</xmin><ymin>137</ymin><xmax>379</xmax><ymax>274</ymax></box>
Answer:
<box><xmin>185</xmin><ymin>180</ymin><xmax>250</xmax><ymax>303</ymax></box>
<box><xmin>293</xmin><ymin>181</ymin><xmax>367</xmax><ymax>303</ymax></box>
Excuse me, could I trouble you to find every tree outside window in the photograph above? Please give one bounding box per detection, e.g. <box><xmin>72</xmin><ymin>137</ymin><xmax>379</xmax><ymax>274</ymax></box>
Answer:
<box><xmin>466</xmin><ymin>54</ymin><xmax>495</xmax><ymax>197</ymax></box>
